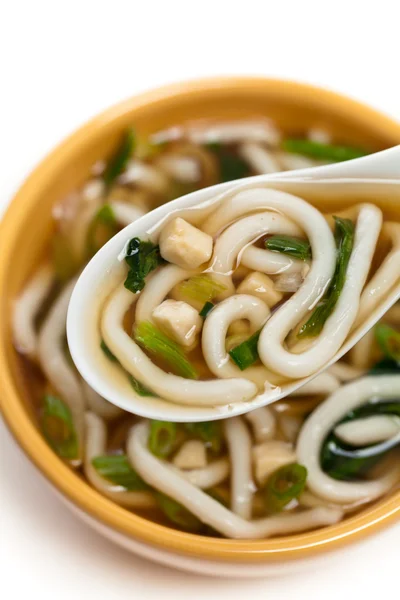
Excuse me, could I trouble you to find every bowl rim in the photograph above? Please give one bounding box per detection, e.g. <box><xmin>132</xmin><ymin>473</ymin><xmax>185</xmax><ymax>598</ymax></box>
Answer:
<box><xmin>1</xmin><ymin>76</ymin><xmax>400</xmax><ymax>564</ymax></box>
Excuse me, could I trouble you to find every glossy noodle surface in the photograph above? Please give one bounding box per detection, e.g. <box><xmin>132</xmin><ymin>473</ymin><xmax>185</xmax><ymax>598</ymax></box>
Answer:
<box><xmin>12</xmin><ymin>118</ymin><xmax>400</xmax><ymax>538</ymax></box>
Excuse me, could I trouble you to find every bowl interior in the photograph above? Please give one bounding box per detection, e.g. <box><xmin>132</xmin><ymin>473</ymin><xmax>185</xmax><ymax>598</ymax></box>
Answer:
<box><xmin>1</xmin><ymin>77</ymin><xmax>400</xmax><ymax>563</ymax></box>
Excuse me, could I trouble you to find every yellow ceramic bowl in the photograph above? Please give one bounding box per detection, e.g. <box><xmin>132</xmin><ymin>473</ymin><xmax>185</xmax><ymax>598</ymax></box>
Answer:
<box><xmin>1</xmin><ymin>78</ymin><xmax>400</xmax><ymax>576</ymax></box>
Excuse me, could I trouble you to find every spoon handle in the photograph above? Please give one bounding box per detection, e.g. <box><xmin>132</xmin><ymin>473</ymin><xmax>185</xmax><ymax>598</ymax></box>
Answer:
<box><xmin>276</xmin><ymin>145</ymin><xmax>400</xmax><ymax>181</ymax></box>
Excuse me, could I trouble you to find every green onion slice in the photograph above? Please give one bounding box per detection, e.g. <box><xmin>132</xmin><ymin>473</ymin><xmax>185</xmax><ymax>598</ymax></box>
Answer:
<box><xmin>206</xmin><ymin>142</ymin><xmax>250</xmax><ymax>182</ymax></box>
<box><xmin>155</xmin><ymin>492</ymin><xmax>203</xmax><ymax>531</ymax></box>
<box><xmin>128</xmin><ymin>375</ymin><xmax>155</xmax><ymax>397</ymax></box>
<box><xmin>86</xmin><ymin>204</ymin><xmax>119</xmax><ymax>257</ymax></box>
<box><xmin>91</xmin><ymin>454</ymin><xmax>149</xmax><ymax>490</ymax></box>
<box><xmin>320</xmin><ymin>400</ymin><xmax>400</xmax><ymax>480</ymax></box>
<box><xmin>264</xmin><ymin>463</ymin><xmax>307</xmax><ymax>512</ymax></box>
<box><xmin>369</xmin><ymin>358</ymin><xmax>400</xmax><ymax>376</ymax></box>
<box><xmin>134</xmin><ymin>321</ymin><xmax>198</xmax><ymax>379</ymax></box>
<box><xmin>265</xmin><ymin>235</ymin><xmax>311</xmax><ymax>261</ymax></box>
<box><xmin>184</xmin><ymin>421</ymin><xmax>223</xmax><ymax>454</ymax></box>
<box><xmin>281</xmin><ymin>139</ymin><xmax>368</xmax><ymax>162</ymax></box>
<box><xmin>148</xmin><ymin>420</ymin><xmax>177</xmax><ymax>457</ymax></box>
<box><xmin>228</xmin><ymin>329</ymin><xmax>261</xmax><ymax>370</ymax></box>
<box><xmin>42</xmin><ymin>394</ymin><xmax>79</xmax><ymax>460</ymax></box>
<box><xmin>103</xmin><ymin>128</ymin><xmax>135</xmax><ymax>188</ymax></box>
<box><xmin>178</xmin><ymin>275</ymin><xmax>227</xmax><ymax>304</ymax></box>
<box><xmin>124</xmin><ymin>238</ymin><xmax>164</xmax><ymax>294</ymax></box>
<box><xmin>298</xmin><ymin>217</ymin><xmax>354</xmax><ymax>338</ymax></box>
<box><xmin>199</xmin><ymin>301</ymin><xmax>214</xmax><ymax>318</ymax></box>
<box><xmin>375</xmin><ymin>324</ymin><xmax>400</xmax><ymax>363</ymax></box>
<box><xmin>100</xmin><ymin>339</ymin><xmax>118</xmax><ymax>362</ymax></box>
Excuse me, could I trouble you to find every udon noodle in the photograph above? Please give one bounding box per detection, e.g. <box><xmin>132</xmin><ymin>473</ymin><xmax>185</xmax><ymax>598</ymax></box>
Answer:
<box><xmin>99</xmin><ymin>182</ymin><xmax>398</xmax><ymax>408</ymax></box>
<box><xmin>12</xmin><ymin>118</ymin><xmax>400</xmax><ymax>538</ymax></box>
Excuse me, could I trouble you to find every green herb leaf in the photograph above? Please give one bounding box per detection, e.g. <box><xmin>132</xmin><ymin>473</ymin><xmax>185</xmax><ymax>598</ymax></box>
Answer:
<box><xmin>265</xmin><ymin>235</ymin><xmax>311</xmax><ymax>261</ymax></box>
<box><xmin>86</xmin><ymin>204</ymin><xmax>119</xmax><ymax>257</ymax></box>
<box><xmin>91</xmin><ymin>454</ymin><xmax>149</xmax><ymax>490</ymax></box>
<box><xmin>124</xmin><ymin>238</ymin><xmax>164</xmax><ymax>294</ymax></box>
<box><xmin>281</xmin><ymin>139</ymin><xmax>368</xmax><ymax>162</ymax></box>
<box><xmin>103</xmin><ymin>129</ymin><xmax>135</xmax><ymax>188</ymax></box>
<box><xmin>134</xmin><ymin>321</ymin><xmax>198</xmax><ymax>379</ymax></box>
<box><xmin>264</xmin><ymin>463</ymin><xmax>307</xmax><ymax>513</ymax></box>
<box><xmin>199</xmin><ymin>301</ymin><xmax>214</xmax><ymax>318</ymax></box>
<box><xmin>155</xmin><ymin>492</ymin><xmax>203</xmax><ymax>531</ymax></box>
<box><xmin>320</xmin><ymin>400</ymin><xmax>400</xmax><ymax>480</ymax></box>
<box><xmin>229</xmin><ymin>329</ymin><xmax>261</xmax><ymax>370</ymax></box>
<box><xmin>100</xmin><ymin>339</ymin><xmax>118</xmax><ymax>362</ymax></box>
<box><xmin>375</xmin><ymin>324</ymin><xmax>400</xmax><ymax>363</ymax></box>
<box><xmin>184</xmin><ymin>421</ymin><xmax>223</xmax><ymax>454</ymax></box>
<box><xmin>178</xmin><ymin>275</ymin><xmax>227</xmax><ymax>304</ymax></box>
<box><xmin>128</xmin><ymin>374</ymin><xmax>155</xmax><ymax>397</ymax></box>
<box><xmin>298</xmin><ymin>217</ymin><xmax>354</xmax><ymax>338</ymax></box>
<box><xmin>42</xmin><ymin>394</ymin><xmax>78</xmax><ymax>460</ymax></box>
<box><xmin>148</xmin><ymin>420</ymin><xmax>177</xmax><ymax>457</ymax></box>
<box><xmin>207</xmin><ymin>142</ymin><xmax>250</xmax><ymax>182</ymax></box>
<box><xmin>369</xmin><ymin>358</ymin><xmax>400</xmax><ymax>375</ymax></box>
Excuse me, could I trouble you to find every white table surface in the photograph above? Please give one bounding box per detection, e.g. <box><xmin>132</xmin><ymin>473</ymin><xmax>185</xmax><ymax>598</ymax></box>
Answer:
<box><xmin>1</xmin><ymin>1</ymin><xmax>399</xmax><ymax>598</ymax></box>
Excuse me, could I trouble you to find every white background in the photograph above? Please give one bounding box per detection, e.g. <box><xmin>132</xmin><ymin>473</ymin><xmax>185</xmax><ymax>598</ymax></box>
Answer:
<box><xmin>1</xmin><ymin>1</ymin><xmax>399</xmax><ymax>597</ymax></box>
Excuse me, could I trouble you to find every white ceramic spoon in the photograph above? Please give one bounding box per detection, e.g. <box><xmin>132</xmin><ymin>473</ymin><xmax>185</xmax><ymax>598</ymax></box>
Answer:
<box><xmin>67</xmin><ymin>146</ymin><xmax>400</xmax><ymax>422</ymax></box>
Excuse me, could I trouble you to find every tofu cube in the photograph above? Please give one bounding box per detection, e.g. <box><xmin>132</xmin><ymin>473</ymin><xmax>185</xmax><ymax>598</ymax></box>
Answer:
<box><xmin>237</xmin><ymin>271</ymin><xmax>283</xmax><ymax>308</ymax></box>
<box><xmin>173</xmin><ymin>440</ymin><xmax>207</xmax><ymax>469</ymax></box>
<box><xmin>152</xmin><ymin>299</ymin><xmax>202</xmax><ymax>347</ymax></box>
<box><xmin>159</xmin><ymin>217</ymin><xmax>213</xmax><ymax>269</ymax></box>
<box><xmin>252</xmin><ymin>440</ymin><xmax>296</xmax><ymax>485</ymax></box>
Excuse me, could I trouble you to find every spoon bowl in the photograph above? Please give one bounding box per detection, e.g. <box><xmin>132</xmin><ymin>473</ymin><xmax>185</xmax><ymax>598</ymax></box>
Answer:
<box><xmin>67</xmin><ymin>148</ymin><xmax>400</xmax><ymax>421</ymax></box>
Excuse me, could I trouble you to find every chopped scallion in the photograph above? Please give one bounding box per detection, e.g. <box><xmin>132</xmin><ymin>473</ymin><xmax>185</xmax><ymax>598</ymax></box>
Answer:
<box><xmin>155</xmin><ymin>492</ymin><xmax>203</xmax><ymax>531</ymax></box>
<box><xmin>86</xmin><ymin>204</ymin><xmax>119</xmax><ymax>257</ymax></box>
<box><xmin>128</xmin><ymin>374</ymin><xmax>155</xmax><ymax>397</ymax></box>
<box><xmin>228</xmin><ymin>329</ymin><xmax>261</xmax><ymax>370</ymax></box>
<box><xmin>184</xmin><ymin>421</ymin><xmax>223</xmax><ymax>454</ymax></box>
<box><xmin>282</xmin><ymin>139</ymin><xmax>368</xmax><ymax>162</ymax></box>
<box><xmin>298</xmin><ymin>217</ymin><xmax>354</xmax><ymax>338</ymax></box>
<box><xmin>103</xmin><ymin>128</ymin><xmax>135</xmax><ymax>188</ymax></box>
<box><xmin>321</xmin><ymin>399</ymin><xmax>400</xmax><ymax>481</ymax></box>
<box><xmin>265</xmin><ymin>235</ymin><xmax>311</xmax><ymax>261</ymax></box>
<box><xmin>134</xmin><ymin>321</ymin><xmax>198</xmax><ymax>379</ymax></box>
<box><xmin>42</xmin><ymin>394</ymin><xmax>78</xmax><ymax>460</ymax></box>
<box><xmin>206</xmin><ymin>142</ymin><xmax>250</xmax><ymax>182</ymax></box>
<box><xmin>369</xmin><ymin>358</ymin><xmax>400</xmax><ymax>376</ymax></box>
<box><xmin>148</xmin><ymin>420</ymin><xmax>177</xmax><ymax>457</ymax></box>
<box><xmin>124</xmin><ymin>238</ymin><xmax>164</xmax><ymax>294</ymax></box>
<box><xmin>375</xmin><ymin>324</ymin><xmax>400</xmax><ymax>363</ymax></box>
<box><xmin>264</xmin><ymin>463</ymin><xmax>307</xmax><ymax>512</ymax></box>
<box><xmin>178</xmin><ymin>275</ymin><xmax>227</xmax><ymax>304</ymax></box>
<box><xmin>91</xmin><ymin>454</ymin><xmax>149</xmax><ymax>490</ymax></box>
<box><xmin>100</xmin><ymin>339</ymin><xmax>118</xmax><ymax>362</ymax></box>
<box><xmin>199</xmin><ymin>301</ymin><xmax>214</xmax><ymax>318</ymax></box>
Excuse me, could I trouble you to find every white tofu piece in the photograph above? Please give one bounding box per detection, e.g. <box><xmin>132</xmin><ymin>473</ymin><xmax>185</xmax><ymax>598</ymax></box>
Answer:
<box><xmin>237</xmin><ymin>271</ymin><xmax>283</xmax><ymax>308</ymax></box>
<box><xmin>159</xmin><ymin>217</ymin><xmax>213</xmax><ymax>269</ymax></box>
<box><xmin>173</xmin><ymin>440</ymin><xmax>207</xmax><ymax>469</ymax></box>
<box><xmin>152</xmin><ymin>299</ymin><xmax>202</xmax><ymax>347</ymax></box>
<box><xmin>252</xmin><ymin>440</ymin><xmax>296</xmax><ymax>486</ymax></box>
